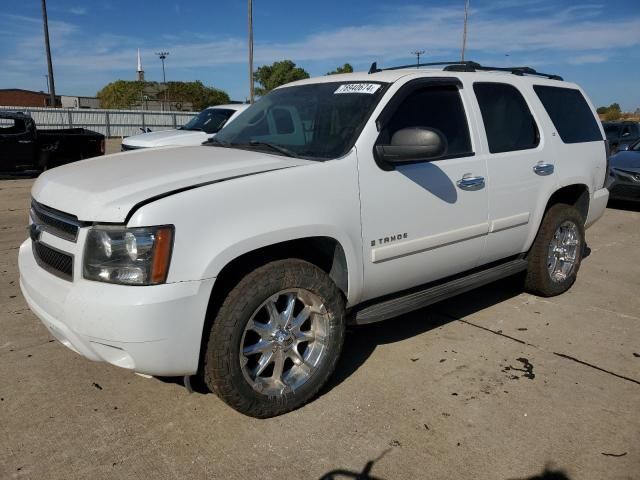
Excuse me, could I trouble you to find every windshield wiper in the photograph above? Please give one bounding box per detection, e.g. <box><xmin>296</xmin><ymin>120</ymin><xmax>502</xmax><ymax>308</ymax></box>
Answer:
<box><xmin>245</xmin><ymin>140</ymin><xmax>300</xmax><ymax>158</ymax></box>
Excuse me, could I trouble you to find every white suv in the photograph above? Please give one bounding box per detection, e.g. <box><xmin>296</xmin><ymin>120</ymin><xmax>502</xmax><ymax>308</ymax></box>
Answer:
<box><xmin>19</xmin><ymin>61</ymin><xmax>609</xmax><ymax>417</ymax></box>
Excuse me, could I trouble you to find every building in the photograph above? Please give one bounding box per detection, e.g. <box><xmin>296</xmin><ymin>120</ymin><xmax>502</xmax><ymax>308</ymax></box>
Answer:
<box><xmin>0</xmin><ymin>88</ymin><xmax>61</xmax><ymax>107</ymax></box>
<box><xmin>60</xmin><ymin>96</ymin><xmax>101</xmax><ymax>109</ymax></box>
<box><xmin>137</xmin><ymin>48</ymin><xmax>145</xmax><ymax>82</ymax></box>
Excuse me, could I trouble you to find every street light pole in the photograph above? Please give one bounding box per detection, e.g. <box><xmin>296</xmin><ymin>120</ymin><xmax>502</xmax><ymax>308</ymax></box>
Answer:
<box><xmin>156</xmin><ymin>51</ymin><xmax>169</xmax><ymax>110</ymax></box>
<box><xmin>41</xmin><ymin>0</ymin><xmax>56</xmax><ymax>107</ymax></box>
<box><xmin>461</xmin><ymin>0</ymin><xmax>469</xmax><ymax>62</ymax></box>
<box><xmin>248</xmin><ymin>0</ymin><xmax>255</xmax><ymax>103</ymax></box>
<box><xmin>411</xmin><ymin>50</ymin><xmax>425</xmax><ymax>66</ymax></box>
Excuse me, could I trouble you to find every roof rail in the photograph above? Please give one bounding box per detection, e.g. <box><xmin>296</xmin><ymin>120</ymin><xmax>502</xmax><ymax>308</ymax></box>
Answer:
<box><xmin>368</xmin><ymin>60</ymin><xmax>563</xmax><ymax>81</ymax></box>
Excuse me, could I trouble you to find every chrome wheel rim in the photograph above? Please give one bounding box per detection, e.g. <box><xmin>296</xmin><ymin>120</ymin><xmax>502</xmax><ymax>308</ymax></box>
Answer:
<box><xmin>239</xmin><ymin>289</ymin><xmax>329</xmax><ymax>396</ymax></box>
<box><xmin>547</xmin><ymin>220</ymin><xmax>580</xmax><ymax>283</ymax></box>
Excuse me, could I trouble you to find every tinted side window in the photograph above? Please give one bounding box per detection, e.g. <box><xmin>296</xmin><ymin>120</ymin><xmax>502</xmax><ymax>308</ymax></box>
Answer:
<box><xmin>0</xmin><ymin>119</ymin><xmax>27</xmax><ymax>135</ymax></box>
<box><xmin>474</xmin><ymin>83</ymin><xmax>539</xmax><ymax>153</ymax></box>
<box><xmin>379</xmin><ymin>85</ymin><xmax>472</xmax><ymax>157</ymax></box>
<box><xmin>533</xmin><ymin>86</ymin><xmax>602</xmax><ymax>144</ymax></box>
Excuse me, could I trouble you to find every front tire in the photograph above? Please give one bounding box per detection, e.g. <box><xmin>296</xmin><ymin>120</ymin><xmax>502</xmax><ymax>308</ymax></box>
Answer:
<box><xmin>203</xmin><ymin>259</ymin><xmax>345</xmax><ymax>418</ymax></box>
<box><xmin>525</xmin><ymin>203</ymin><xmax>585</xmax><ymax>297</ymax></box>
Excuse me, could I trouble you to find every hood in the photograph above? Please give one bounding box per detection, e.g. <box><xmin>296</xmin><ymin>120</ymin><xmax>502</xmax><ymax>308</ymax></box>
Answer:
<box><xmin>32</xmin><ymin>146</ymin><xmax>312</xmax><ymax>222</ymax></box>
<box><xmin>122</xmin><ymin>129</ymin><xmax>208</xmax><ymax>148</ymax></box>
<box><xmin>610</xmin><ymin>151</ymin><xmax>640</xmax><ymax>171</ymax></box>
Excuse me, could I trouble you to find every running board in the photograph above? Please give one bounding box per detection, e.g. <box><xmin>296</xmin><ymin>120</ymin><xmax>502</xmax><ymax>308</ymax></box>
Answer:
<box><xmin>354</xmin><ymin>259</ymin><xmax>528</xmax><ymax>325</ymax></box>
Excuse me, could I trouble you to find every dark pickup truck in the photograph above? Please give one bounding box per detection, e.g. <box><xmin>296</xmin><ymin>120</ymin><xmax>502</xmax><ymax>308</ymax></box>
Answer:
<box><xmin>0</xmin><ymin>111</ymin><xmax>105</xmax><ymax>172</ymax></box>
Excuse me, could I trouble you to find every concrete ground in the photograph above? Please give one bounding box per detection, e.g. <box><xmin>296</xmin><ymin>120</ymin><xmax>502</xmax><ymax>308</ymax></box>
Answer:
<box><xmin>0</xmin><ymin>149</ymin><xmax>638</xmax><ymax>479</ymax></box>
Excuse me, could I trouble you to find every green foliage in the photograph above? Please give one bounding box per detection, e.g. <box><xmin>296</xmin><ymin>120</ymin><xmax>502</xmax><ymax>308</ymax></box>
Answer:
<box><xmin>96</xmin><ymin>80</ymin><xmax>230</xmax><ymax>110</ymax></box>
<box><xmin>165</xmin><ymin>81</ymin><xmax>230</xmax><ymax>110</ymax></box>
<box><xmin>97</xmin><ymin>80</ymin><xmax>147</xmax><ymax>109</ymax></box>
<box><xmin>253</xmin><ymin>60</ymin><xmax>310</xmax><ymax>96</ymax></box>
<box><xmin>327</xmin><ymin>63</ymin><xmax>354</xmax><ymax>75</ymax></box>
<box><xmin>597</xmin><ymin>102</ymin><xmax>622</xmax><ymax>121</ymax></box>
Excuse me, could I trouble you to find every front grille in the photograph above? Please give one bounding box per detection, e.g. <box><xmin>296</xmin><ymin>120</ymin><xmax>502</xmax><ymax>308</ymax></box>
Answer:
<box><xmin>31</xmin><ymin>200</ymin><xmax>82</xmax><ymax>242</ymax></box>
<box><xmin>33</xmin><ymin>241</ymin><xmax>74</xmax><ymax>281</ymax></box>
<box><xmin>610</xmin><ymin>184</ymin><xmax>640</xmax><ymax>199</ymax></box>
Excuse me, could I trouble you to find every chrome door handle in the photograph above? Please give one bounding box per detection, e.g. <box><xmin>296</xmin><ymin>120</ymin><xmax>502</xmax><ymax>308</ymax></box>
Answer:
<box><xmin>457</xmin><ymin>174</ymin><xmax>485</xmax><ymax>191</ymax></box>
<box><xmin>533</xmin><ymin>162</ymin><xmax>554</xmax><ymax>176</ymax></box>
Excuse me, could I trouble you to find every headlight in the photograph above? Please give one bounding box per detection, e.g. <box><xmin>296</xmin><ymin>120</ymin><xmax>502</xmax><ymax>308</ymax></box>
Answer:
<box><xmin>83</xmin><ymin>225</ymin><xmax>174</xmax><ymax>285</ymax></box>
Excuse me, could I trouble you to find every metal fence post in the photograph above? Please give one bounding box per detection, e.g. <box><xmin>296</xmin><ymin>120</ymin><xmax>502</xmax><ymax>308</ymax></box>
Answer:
<box><xmin>67</xmin><ymin>109</ymin><xmax>73</xmax><ymax>128</ymax></box>
<box><xmin>172</xmin><ymin>113</ymin><xmax>177</xmax><ymax>128</ymax></box>
<box><xmin>141</xmin><ymin>112</ymin><xmax>146</xmax><ymax>132</ymax></box>
<box><xmin>105</xmin><ymin>111</ymin><xmax>111</xmax><ymax>138</ymax></box>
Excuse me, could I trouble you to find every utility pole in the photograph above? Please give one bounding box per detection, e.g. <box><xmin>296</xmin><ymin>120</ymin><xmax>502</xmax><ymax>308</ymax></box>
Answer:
<box><xmin>43</xmin><ymin>74</ymin><xmax>49</xmax><ymax>95</ymax></box>
<box><xmin>41</xmin><ymin>0</ymin><xmax>56</xmax><ymax>107</ymax></box>
<box><xmin>248</xmin><ymin>0</ymin><xmax>255</xmax><ymax>103</ymax></box>
<box><xmin>411</xmin><ymin>50</ymin><xmax>425</xmax><ymax>66</ymax></box>
<box><xmin>461</xmin><ymin>0</ymin><xmax>469</xmax><ymax>62</ymax></box>
<box><xmin>156</xmin><ymin>51</ymin><xmax>169</xmax><ymax>110</ymax></box>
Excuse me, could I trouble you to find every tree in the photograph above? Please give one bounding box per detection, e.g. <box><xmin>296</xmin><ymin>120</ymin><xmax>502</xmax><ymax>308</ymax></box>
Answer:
<box><xmin>165</xmin><ymin>81</ymin><xmax>229</xmax><ymax>110</ymax></box>
<box><xmin>253</xmin><ymin>60</ymin><xmax>309</xmax><ymax>96</ymax></box>
<box><xmin>596</xmin><ymin>103</ymin><xmax>623</xmax><ymax>121</ymax></box>
<box><xmin>327</xmin><ymin>63</ymin><xmax>354</xmax><ymax>75</ymax></box>
<box><xmin>97</xmin><ymin>80</ymin><xmax>229</xmax><ymax>110</ymax></box>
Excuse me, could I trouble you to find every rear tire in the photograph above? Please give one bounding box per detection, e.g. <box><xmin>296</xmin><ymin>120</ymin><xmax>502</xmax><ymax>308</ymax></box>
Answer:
<box><xmin>525</xmin><ymin>203</ymin><xmax>585</xmax><ymax>297</ymax></box>
<box><xmin>203</xmin><ymin>259</ymin><xmax>345</xmax><ymax>418</ymax></box>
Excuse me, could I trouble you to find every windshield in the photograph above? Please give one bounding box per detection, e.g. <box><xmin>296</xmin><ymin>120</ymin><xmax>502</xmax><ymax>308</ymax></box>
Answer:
<box><xmin>183</xmin><ymin>108</ymin><xmax>235</xmax><ymax>134</ymax></box>
<box><xmin>213</xmin><ymin>81</ymin><xmax>388</xmax><ymax>160</ymax></box>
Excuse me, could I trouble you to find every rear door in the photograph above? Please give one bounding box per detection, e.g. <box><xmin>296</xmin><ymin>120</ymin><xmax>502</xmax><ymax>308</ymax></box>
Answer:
<box><xmin>470</xmin><ymin>82</ymin><xmax>557</xmax><ymax>264</ymax></box>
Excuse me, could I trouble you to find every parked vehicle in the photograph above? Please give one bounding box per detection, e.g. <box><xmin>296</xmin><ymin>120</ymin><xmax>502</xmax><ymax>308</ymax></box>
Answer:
<box><xmin>121</xmin><ymin>104</ymin><xmax>249</xmax><ymax>150</ymax></box>
<box><xmin>0</xmin><ymin>111</ymin><xmax>104</xmax><ymax>171</ymax></box>
<box><xmin>19</xmin><ymin>61</ymin><xmax>609</xmax><ymax>417</ymax></box>
<box><xmin>603</xmin><ymin>121</ymin><xmax>640</xmax><ymax>153</ymax></box>
<box><xmin>608</xmin><ymin>139</ymin><xmax>640</xmax><ymax>202</ymax></box>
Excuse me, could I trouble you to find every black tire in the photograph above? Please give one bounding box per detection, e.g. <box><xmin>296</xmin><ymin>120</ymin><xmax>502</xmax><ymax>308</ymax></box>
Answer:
<box><xmin>203</xmin><ymin>259</ymin><xmax>345</xmax><ymax>418</ymax></box>
<box><xmin>525</xmin><ymin>203</ymin><xmax>585</xmax><ymax>297</ymax></box>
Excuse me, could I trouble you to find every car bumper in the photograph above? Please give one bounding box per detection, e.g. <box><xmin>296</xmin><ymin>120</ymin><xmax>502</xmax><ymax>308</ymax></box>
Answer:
<box><xmin>19</xmin><ymin>239</ymin><xmax>215</xmax><ymax>376</ymax></box>
<box><xmin>585</xmin><ymin>188</ymin><xmax>609</xmax><ymax>229</ymax></box>
<box><xmin>607</xmin><ymin>176</ymin><xmax>640</xmax><ymax>202</ymax></box>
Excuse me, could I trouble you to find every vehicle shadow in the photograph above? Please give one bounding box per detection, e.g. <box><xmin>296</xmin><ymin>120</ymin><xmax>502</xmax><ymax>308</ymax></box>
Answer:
<box><xmin>322</xmin><ymin>274</ymin><xmax>525</xmax><ymax>395</ymax></box>
<box><xmin>607</xmin><ymin>199</ymin><xmax>640</xmax><ymax>212</ymax></box>
<box><xmin>0</xmin><ymin>171</ymin><xmax>40</xmax><ymax>180</ymax></box>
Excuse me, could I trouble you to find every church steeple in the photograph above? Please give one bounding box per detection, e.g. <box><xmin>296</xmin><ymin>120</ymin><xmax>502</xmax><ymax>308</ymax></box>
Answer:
<box><xmin>136</xmin><ymin>49</ymin><xmax>145</xmax><ymax>82</ymax></box>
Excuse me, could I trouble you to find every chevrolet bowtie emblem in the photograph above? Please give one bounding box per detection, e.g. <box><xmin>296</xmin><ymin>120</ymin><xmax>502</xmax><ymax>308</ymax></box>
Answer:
<box><xmin>29</xmin><ymin>222</ymin><xmax>42</xmax><ymax>242</ymax></box>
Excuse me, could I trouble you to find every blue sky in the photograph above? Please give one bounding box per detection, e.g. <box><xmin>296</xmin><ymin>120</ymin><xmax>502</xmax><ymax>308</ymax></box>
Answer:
<box><xmin>1</xmin><ymin>0</ymin><xmax>639</xmax><ymax>110</ymax></box>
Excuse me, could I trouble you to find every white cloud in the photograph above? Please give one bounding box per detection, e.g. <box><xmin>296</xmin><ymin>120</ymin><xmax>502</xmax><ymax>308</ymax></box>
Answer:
<box><xmin>70</xmin><ymin>7</ymin><xmax>87</xmax><ymax>15</ymax></box>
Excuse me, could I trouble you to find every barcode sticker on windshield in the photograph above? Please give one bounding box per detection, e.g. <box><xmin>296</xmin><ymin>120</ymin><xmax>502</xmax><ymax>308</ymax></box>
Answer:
<box><xmin>334</xmin><ymin>83</ymin><xmax>381</xmax><ymax>94</ymax></box>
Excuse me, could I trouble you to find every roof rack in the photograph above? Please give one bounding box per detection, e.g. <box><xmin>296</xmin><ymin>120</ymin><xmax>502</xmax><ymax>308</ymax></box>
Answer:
<box><xmin>368</xmin><ymin>60</ymin><xmax>563</xmax><ymax>81</ymax></box>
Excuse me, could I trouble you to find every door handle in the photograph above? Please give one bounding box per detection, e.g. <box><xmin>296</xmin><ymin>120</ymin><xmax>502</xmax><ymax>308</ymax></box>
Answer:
<box><xmin>457</xmin><ymin>174</ymin><xmax>485</xmax><ymax>191</ymax></box>
<box><xmin>533</xmin><ymin>162</ymin><xmax>554</xmax><ymax>176</ymax></box>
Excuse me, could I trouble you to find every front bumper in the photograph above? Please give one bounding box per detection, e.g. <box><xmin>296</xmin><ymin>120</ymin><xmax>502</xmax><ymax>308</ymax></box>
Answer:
<box><xmin>19</xmin><ymin>239</ymin><xmax>214</xmax><ymax>376</ymax></box>
<box><xmin>608</xmin><ymin>170</ymin><xmax>640</xmax><ymax>202</ymax></box>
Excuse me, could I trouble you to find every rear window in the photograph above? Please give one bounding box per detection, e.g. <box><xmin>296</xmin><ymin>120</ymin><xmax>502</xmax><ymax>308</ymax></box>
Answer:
<box><xmin>533</xmin><ymin>86</ymin><xmax>602</xmax><ymax>144</ymax></box>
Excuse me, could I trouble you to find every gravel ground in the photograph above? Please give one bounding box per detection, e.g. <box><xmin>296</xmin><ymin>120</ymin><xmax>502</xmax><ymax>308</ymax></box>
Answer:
<box><xmin>0</xmin><ymin>156</ymin><xmax>638</xmax><ymax>479</ymax></box>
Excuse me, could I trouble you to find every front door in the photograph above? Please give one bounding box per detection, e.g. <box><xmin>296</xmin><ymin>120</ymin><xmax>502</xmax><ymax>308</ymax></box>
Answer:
<box><xmin>0</xmin><ymin>117</ymin><xmax>36</xmax><ymax>170</ymax></box>
<box><xmin>357</xmin><ymin>80</ymin><xmax>489</xmax><ymax>302</ymax></box>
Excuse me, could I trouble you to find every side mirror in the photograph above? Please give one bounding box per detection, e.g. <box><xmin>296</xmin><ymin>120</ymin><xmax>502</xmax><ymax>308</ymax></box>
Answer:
<box><xmin>375</xmin><ymin>127</ymin><xmax>448</xmax><ymax>164</ymax></box>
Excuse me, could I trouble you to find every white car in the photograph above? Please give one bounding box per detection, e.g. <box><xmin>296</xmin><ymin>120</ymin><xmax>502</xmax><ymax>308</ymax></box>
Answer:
<box><xmin>121</xmin><ymin>104</ymin><xmax>248</xmax><ymax>150</ymax></box>
<box><xmin>20</xmin><ymin>61</ymin><xmax>609</xmax><ymax>418</ymax></box>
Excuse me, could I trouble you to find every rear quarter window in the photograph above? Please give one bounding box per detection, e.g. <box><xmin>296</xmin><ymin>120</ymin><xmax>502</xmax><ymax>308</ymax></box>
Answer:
<box><xmin>533</xmin><ymin>86</ymin><xmax>602</xmax><ymax>144</ymax></box>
